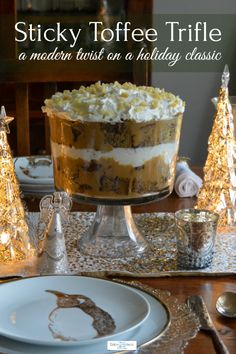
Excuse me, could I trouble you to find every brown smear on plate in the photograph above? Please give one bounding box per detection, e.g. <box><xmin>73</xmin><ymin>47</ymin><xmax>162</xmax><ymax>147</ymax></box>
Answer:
<box><xmin>46</xmin><ymin>290</ymin><xmax>116</xmax><ymax>342</ymax></box>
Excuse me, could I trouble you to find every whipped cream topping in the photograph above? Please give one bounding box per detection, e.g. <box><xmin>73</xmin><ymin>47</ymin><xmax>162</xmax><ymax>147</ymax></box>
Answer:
<box><xmin>51</xmin><ymin>142</ymin><xmax>178</xmax><ymax>167</ymax></box>
<box><xmin>43</xmin><ymin>82</ymin><xmax>185</xmax><ymax>123</ymax></box>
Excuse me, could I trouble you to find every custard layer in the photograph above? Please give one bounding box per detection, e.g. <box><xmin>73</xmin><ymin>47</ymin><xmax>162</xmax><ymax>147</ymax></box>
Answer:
<box><xmin>49</xmin><ymin>114</ymin><xmax>182</xmax><ymax>150</ymax></box>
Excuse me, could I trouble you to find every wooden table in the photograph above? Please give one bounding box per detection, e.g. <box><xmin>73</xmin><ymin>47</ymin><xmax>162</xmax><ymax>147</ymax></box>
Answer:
<box><xmin>25</xmin><ymin>168</ymin><xmax>236</xmax><ymax>354</ymax></box>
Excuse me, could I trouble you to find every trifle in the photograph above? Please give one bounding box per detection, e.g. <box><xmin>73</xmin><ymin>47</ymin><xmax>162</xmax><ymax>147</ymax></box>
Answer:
<box><xmin>43</xmin><ymin>81</ymin><xmax>184</xmax><ymax>204</ymax></box>
<box><xmin>43</xmin><ymin>82</ymin><xmax>184</xmax><ymax>258</ymax></box>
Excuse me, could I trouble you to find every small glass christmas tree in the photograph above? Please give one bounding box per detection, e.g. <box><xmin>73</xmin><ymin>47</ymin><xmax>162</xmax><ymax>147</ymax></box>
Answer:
<box><xmin>196</xmin><ymin>65</ymin><xmax>236</xmax><ymax>227</ymax></box>
<box><xmin>0</xmin><ymin>106</ymin><xmax>31</xmax><ymax>262</ymax></box>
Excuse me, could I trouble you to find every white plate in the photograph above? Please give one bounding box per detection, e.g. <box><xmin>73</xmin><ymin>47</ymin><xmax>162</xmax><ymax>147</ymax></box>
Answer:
<box><xmin>0</xmin><ymin>280</ymin><xmax>169</xmax><ymax>354</ymax></box>
<box><xmin>20</xmin><ymin>190</ymin><xmax>55</xmax><ymax>197</ymax></box>
<box><xmin>20</xmin><ymin>184</ymin><xmax>54</xmax><ymax>191</ymax></box>
<box><xmin>0</xmin><ymin>276</ymin><xmax>150</xmax><ymax>346</ymax></box>
<box><xmin>21</xmin><ymin>190</ymin><xmax>55</xmax><ymax>197</ymax></box>
<box><xmin>14</xmin><ymin>156</ymin><xmax>53</xmax><ymax>185</ymax></box>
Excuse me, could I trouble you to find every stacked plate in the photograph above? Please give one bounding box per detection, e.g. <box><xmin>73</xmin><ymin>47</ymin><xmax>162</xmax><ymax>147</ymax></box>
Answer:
<box><xmin>0</xmin><ymin>276</ymin><xmax>170</xmax><ymax>354</ymax></box>
<box><xmin>14</xmin><ymin>156</ymin><xmax>55</xmax><ymax>196</ymax></box>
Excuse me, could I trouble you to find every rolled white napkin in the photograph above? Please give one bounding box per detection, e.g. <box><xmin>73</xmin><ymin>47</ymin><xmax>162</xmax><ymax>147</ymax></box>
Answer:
<box><xmin>174</xmin><ymin>161</ymin><xmax>203</xmax><ymax>197</ymax></box>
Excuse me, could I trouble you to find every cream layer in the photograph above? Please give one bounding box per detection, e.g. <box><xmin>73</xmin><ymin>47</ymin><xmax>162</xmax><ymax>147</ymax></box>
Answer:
<box><xmin>51</xmin><ymin>141</ymin><xmax>178</xmax><ymax>167</ymax></box>
<box><xmin>43</xmin><ymin>82</ymin><xmax>185</xmax><ymax>123</ymax></box>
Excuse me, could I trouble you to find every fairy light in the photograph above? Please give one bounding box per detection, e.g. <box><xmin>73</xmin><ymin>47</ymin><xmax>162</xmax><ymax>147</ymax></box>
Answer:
<box><xmin>196</xmin><ymin>65</ymin><xmax>236</xmax><ymax>227</ymax></box>
<box><xmin>0</xmin><ymin>106</ymin><xmax>31</xmax><ymax>262</ymax></box>
<box><xmin>0</xmin><ymin>232</ymin><xmax>10</xmax><ymax>245</ymax></box>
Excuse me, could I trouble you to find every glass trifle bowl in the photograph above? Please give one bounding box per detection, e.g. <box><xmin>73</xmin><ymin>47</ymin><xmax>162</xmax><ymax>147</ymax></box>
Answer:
<box><xmin>43</xmin><ymin>82</ymin><xmax>184</xmax><ymax>258</ymax></box>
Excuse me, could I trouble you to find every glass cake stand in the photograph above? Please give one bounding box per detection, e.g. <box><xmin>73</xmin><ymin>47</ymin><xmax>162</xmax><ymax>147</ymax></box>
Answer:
<box><xmin>72</xmin><ymin>188</ymin><xmax>173</xmax><ymax>258</ymax></box>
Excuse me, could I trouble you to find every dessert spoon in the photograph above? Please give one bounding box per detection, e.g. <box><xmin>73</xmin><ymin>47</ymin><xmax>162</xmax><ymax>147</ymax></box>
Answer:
<box><xmin>216</xmin><ymin>292</ymin><xmax>236</xmax><ymax>318</ymax></box>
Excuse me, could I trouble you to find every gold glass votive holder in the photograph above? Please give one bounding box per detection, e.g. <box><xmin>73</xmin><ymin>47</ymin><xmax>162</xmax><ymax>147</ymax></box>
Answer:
<box><xmin>175</xmin><ymin>209</ymin><xmax>219</xmax><ymax>269</ymax></box>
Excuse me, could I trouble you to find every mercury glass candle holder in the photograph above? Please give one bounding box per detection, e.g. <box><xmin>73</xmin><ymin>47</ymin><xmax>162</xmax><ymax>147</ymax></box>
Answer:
<box><xmin>175</xmin><ymin>208</ymin><xmax>219</xmax><ymax>269</ymax></box>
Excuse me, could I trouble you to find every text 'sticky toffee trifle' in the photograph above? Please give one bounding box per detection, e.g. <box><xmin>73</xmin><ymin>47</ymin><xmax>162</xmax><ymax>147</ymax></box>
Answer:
<box><xmin>43</xmin><ymin>82</ymin><xmax>184</xmax><ymax>204</ymax></box>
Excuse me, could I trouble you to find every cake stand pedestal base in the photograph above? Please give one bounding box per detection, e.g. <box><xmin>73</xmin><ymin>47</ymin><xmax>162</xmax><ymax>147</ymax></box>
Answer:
<box><xmin>78</xmin><ymin>205</ymin><xmax>151</xmax><ymax>258</ymax></box>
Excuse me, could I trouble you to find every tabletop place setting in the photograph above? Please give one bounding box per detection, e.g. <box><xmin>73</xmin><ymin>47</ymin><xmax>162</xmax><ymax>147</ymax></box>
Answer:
<box><xmin>0</xmin><ymin>2</ymin><xmax>236</xmax><ymax>352</ymax></box>
<box><xmin>0</xmin><ymin>66</ymin><xmax>235</xmax><ymax>354</ymax></box>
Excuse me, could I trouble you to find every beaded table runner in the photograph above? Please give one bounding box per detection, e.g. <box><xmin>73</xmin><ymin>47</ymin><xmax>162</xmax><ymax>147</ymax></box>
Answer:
<box><xmin>29</xmin><ymin>211</ymin><xmax>236</xmax><ymax>276</ymax></box>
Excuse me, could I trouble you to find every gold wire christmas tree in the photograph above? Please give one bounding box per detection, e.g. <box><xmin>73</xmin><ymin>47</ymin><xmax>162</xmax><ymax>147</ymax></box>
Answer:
<box><xmin>0</xmin><ymin>106</ymin><xmax>31</xmax><ymax>262</ymax></box>
<box><xmin>196</xmin><ymin>65</ymin><xmax>236</xmax><ymax>227</ymax></box>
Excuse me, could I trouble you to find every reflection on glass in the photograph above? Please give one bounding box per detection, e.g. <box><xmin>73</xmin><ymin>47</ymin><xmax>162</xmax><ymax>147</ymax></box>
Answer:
<box><xmin>16</xmin><ymin>0</ymin><xmax>126</xmax><ymax>55</ymax></box>
<box><xmin>17</xmin><ymin>0</ymin><xmax>103</xmax><ymax>13</ymax></box>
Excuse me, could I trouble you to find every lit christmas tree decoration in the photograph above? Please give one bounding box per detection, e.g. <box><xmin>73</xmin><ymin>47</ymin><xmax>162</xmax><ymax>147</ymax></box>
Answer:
<box><xmin>196</xmin><ymin>65</ymin><xmax>236</xmax><ymax>227</ymax></box>
<box><xmin>0</xmin><ymin>106</ymin><xmax>32</xmax><ymax>262</ymax></box>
